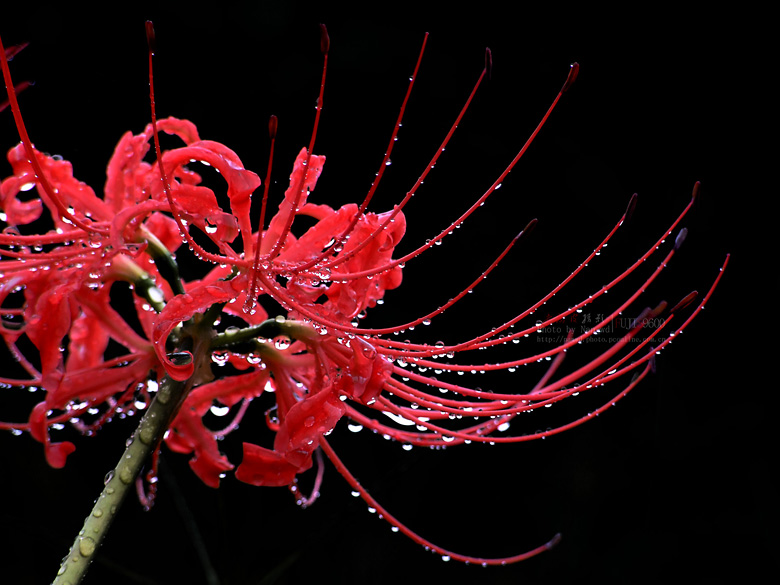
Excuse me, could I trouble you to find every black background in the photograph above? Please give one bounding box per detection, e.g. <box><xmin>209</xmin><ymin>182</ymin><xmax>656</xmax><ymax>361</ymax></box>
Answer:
<box><xmin>0</xmin><ymin>2</ymin><xmax>771</xmax><ymax>584</ymax></box>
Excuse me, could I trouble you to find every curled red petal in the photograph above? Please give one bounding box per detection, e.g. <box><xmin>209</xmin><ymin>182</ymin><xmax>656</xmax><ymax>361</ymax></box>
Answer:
<box><xmin>24</xmin><ymin>284</ymin><xmax>73</xmax><ymax>382</ymax></box>
<box><xmin>323</xmin><ymin>209</ymin><xmax>406</xmax><ymax>319</ymax></box>
<box><xmin>4</xmin><ymin>142</ymin><xmax>111</xmax><ymax>226</ymax></box>
<box><xmin>167</xmin><ymin>406</ymin><xmax>234</xmax><ymax>488</ymax></box>
<box><xmin>29</xmin><ymin>402</ymin><xmax>76</xmax><ymax>469</ymax></box>
<box><xmin>197</xmin><ymin>264</ymin><xmax>270</xmax><ymax>326</ymax></box>
<box><xmin>143</xmin><ymin>211</ymin><xmax>182</xmax><ymax>252</ymax></box>
<box><xmin>183</xmin><ymin>368</ymin><xmax>270</xmax><ymax>415</ymax></box>
<box><xmin>263</xmin><ymin>147</ymin><xmax>326</xmax><ymax>253</ymax></box>
<box><xmin>65</xmin><ymin>305</ymin><xmax>110</xmax><ymax>372</ymax></box>
<box><xmin>274</xmin><ymin>387</ymin><xmax>346</xmax><ymax>460</ymax></box>
<box><xmin>156</xmin><ymin>143</ymin><xmax>261</xmax><ymax>250</ymax></box>
<box><xmin>43</xmin><ymin>439</ymin><xmax>77</xmax><ymax>469</ymax></box>
<box><xmin>152</xmin><ymin>278</ymin><xmax>246</xmax><ymax>380</ymax></box>
<box><xmin>277</xmin><ymin>204</ymin><xmax>354</xmax><ymax>265</ymax></box>
<box><xmin>235</xmin><ymin>442</ymin><xmax>304</xmax><ymax>487</ymax></box>
<box><xmin>318</xmin><ymin>336</ymin><xmax>391</xmax><ymax>405</ymax></box>
<box><xmin>47</xmin><ymin>354</ymin><xmax>156</xmax><ymax>411</ymax></box>
<box><xmin>189</xmin><ymin>450</ymin><xmax>234</xmax><ymax>489</ymax></box>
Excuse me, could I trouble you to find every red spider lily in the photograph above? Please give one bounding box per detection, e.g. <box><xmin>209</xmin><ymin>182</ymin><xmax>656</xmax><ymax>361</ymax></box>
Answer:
<box><xmin>0</xmin><ymin>22</ymin><xmax>728</xmax><ymax>568</ymax></box>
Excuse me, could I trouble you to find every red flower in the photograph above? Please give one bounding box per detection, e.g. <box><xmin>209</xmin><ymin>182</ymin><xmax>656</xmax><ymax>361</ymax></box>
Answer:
<box><xmin>0</xmin><ymin>26</ymin><xmax>728</xmax><ymax>566</ymax></box>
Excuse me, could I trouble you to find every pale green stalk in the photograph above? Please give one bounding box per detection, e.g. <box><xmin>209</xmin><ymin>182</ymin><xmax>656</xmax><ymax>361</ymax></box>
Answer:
<box><xmin>51</xmin><ymin>374</ymin><xmax>188</xmax><ymax>585</ymax></box>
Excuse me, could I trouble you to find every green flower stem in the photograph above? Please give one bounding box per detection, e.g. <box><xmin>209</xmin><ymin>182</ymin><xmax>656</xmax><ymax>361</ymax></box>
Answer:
<box><xmin>133</xmin><ymin>271</ymin><xmax>166</xmax><ymax>313</ymax></box>
<box><xmin>52</xmin><ymin>374</ymin><xmax>188</xmax><ymax>585</ymax></box>
<box><xmin>139</xmin><ymin>227</ymin><xmax>185</xmax><ymax>296</ymax></box>
<box><xmin>210</xmin><ymin>316</ymin><xmax>321</xmax><ymax>352</ymax></box>
<box><xmin>210</xmin><ymin>316</ymin><xmax>287</xmax><ymax>350</ymax></box>
<box><xmin>52</xmin><ymin>303</ymin><xmax>219</xmax><ymax>585</ymax></box>
<box><xmin>109</xmin><ymin>254</ymin><xmax>165</xmax><ymax>313</ymax></box>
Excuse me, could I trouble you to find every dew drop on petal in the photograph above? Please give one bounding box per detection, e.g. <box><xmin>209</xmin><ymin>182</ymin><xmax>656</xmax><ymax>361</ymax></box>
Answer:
<box><xmin>210</xmin><ymin>403</ymin><xmax>230</xmax><ymax>417</ymax></box>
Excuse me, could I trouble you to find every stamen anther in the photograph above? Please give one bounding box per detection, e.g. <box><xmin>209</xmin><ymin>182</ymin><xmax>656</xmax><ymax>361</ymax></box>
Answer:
<box><xmin>516</xmin><ymin>218</ymin><xmax>537</xmax><ymax>241</ymax></box>
<box><xmin>669</xmin><ymin>291</ymin><xmax>698</xmax><ymax>314</ymax></box>
<box><xmin>691</xmin><ymin>180</ymin><xmax>701</xmax><ymax>204</ymax></box>
<box><xmin>674</xmin><ymin>227</ymin><xmax>688</xmax><ymax>251</ymax></box>
<box><xmin>562</xmin><ymin>62</ymin><xmax>579</xmax><ymax>92</ymax></box>
<box><xmin>319</xmin><ymin>24</ymin><xmax>330</xmax><ymax>55</ymax></box>
<box><xmin>625</xmin><ymin>193</ymin><xmax>638</xmax><ymax>222</ymax></box>
<box><xmin>145</xmin><ymin>21</ymin><xmax>156</xmax><ymax>55</ymax></box>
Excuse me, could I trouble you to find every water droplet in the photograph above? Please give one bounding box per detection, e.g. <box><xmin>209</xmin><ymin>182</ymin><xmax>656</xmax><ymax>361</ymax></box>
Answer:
<box><xmin>118</xmin><ymin>466</ymin><xmax>133</xmax><ymax>485</ymax></box>
<box><xmin>133</xmin><ymin>425</ymin><xmax>151</xmax><ymax>448</ymax></box>
<box><xmin>274</xmin><ymin>336</ymin><xmax>291</xmax><ymax>350</ymax></box>
<box><xmin>210</xmin><ymin>403</ymin><xmax>230</xmax><ymax>417</ymax></box>
<box><xmin>78</xmin><ymin>536</ymin><xmax>96</xmax><ymax>557</ymax></box>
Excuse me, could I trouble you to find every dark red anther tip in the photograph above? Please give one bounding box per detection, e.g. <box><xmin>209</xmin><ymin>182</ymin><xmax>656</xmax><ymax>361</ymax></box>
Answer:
<box><xmin>625</xmin><ymin>193</ymin><xmax>638</xmax><ymax>222</ymax></box>
<box><xmin>268</xmin><ymin>115</ymin><xmax>278</xmax><ymax>139</ymax></box>
<box><xmin>674</xmin><ymin>227</ymin><xmax>688</xmax><ymax>251</ymax></box>
<box><xmin>4</xmin><ymin>41</ymin><xmax>29</xmax><ymax>61</ymax></box>
<box><xmin>562</xmin><ymin>62</ymin><xmax>579</xmax><ymax>93</ymax></box>
<box><xmin>669</xmin><ymin>290</ymin><xmax>698</xmax><ymax>314</ymax></box>
<box><xmin>691</xmin><ymin>180</ymin><xmax>701</xmax><ymax>204</ymax></box>
<box><xmin>517</xmin><ymin>218</ymin><xmax>537</xmax><ymax>241</ymax></box>
<box><xmin>485</xmin><ymin>48</ymin><xmax>493</xmax><ymax>80</ymax></box>
<box><xmin>319</xmin><ymin>24</ymin><xmax>330</xmax><ymax>54</ymax></box>
<box><xmin>145</xmin><ymin>21</ymin><xmax>157</xmax><ymax>55</ymax></box>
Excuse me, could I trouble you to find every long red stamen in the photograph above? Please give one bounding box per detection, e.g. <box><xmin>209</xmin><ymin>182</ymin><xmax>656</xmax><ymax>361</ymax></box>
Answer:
<box><xmin>144</xmin><ymin>21</ymin><xmax>230</xmax><ymax>267</ymax></box>
<box><xmin>378</xmin><ymin>190</ymin><xmax>695</xmax><ymax>352</ymax></box>
<box><xmin>320</xmin><ymin>438</ymin><xmax>561</xmax><ymax>565</ymax></box>
<box><xmin>370</xmin><ymin>255</ymin><xmax>726</xmax><ymax>449</ymax></box>
<box><xmin>326</xmin><ymin>62</ymin><xmax>579</xmax><ymax>281</ymax></box>
<box><xmin>320</xmin><ymin>52</ymin><xmax>492</xmax><ymax>275</ymax></box>
<box><xmin>285</xmin><ymin>33</ymin><xmax>430</xmax><ymax>278</ymax></box>
<box><xmin>245</xmin><ymin>115</ymin><xmax>278</xmax><ymax>314</ymax></box>
<box><xmin>266</xmin><ymin>25</ymin><xmax>330</xmax><ymax>261</ymax></box>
